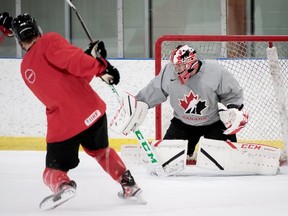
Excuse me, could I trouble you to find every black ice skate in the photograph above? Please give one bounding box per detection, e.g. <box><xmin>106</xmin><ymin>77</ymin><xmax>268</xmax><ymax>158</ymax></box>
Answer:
<box><xmin>39</xmin><ymin>180</ymin><xmax>77</xmax><ymax>210</ymax></box>
<box><xmin>118</xmin><ymin>170</ymin><xmax>147</xmax><ymax>205</ymax></box>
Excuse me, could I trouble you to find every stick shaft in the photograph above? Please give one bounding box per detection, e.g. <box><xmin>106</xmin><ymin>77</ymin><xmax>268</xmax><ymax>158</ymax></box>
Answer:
<box><xmin>109</xmin><ymin>85</ymin><xmax>166</xmax><ymax>176</ymax></box>
<box><xmin>66</xmin><ymin>0</ymin><xmax>94</xmax><ymax>42</ymax></box>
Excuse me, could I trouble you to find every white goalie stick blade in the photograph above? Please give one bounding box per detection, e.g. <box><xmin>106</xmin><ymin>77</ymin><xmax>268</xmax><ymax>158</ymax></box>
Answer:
<box><xmin>196</xmin><ymin>138</ymin><xmax>281</xmax><ymax>175</ymax></box>
<box><xmin>121</xmin><ymin>139</ymin><xmax>188</xmax><ymax>176</ymax></box>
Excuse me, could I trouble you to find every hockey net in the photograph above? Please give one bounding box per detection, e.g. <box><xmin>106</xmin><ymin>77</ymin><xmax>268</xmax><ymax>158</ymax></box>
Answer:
<box><xmin>155</xmin><ymin>35</ymin><xmax>288</xmax><ymax>150</ymax></box>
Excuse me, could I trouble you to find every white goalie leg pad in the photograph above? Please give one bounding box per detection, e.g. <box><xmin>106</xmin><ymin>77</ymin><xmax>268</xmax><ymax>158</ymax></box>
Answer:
<box><xmin>120</xmin><ymin>144</ymin><xmax>143</xmax><ymax>166</ymax></box>
<box><xmin>196</xmin><ymin>138</ymin><xmax>281</xmax><ymax>175</ymax></box>
<box><xmin>109</xmin><ymin>92</ymin><xmax>148</xmax><ymax>136</ymax></box>
<box><xmin>120</xmin><ymin>139</ymin><xmax>188</xmax><ymax>176</ymax></box>
<box><xmin>151</xmin><ymin>140</ymin><xmax>187</xmax><ymax>175</ymax></box>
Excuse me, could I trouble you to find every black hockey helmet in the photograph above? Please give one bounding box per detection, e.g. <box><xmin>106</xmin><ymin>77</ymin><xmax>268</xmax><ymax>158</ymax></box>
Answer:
<box><xmin>12</xmin><ymin>13</ymin><xmax>41</xmax><ymax>42</ymax></box>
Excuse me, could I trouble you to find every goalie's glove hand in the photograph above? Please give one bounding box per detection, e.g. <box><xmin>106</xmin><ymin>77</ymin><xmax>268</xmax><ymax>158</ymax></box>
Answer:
<box><xmin>100</xmin><ymin>61</ymin><xmax>120</xmax><ymax>85</ymax></box>
<box><xmin>0</xmin><ymin>12</ymin><xmax>13</xmax><ymax>37</ymax></box>
<box><xmin>218</xmin><ymin>102</ymin><xmax>249</xmax><ymax>135</ymax></box>
<box><xmin>84</xmin><ymin>40</ymin><xmax>107</xmax><ymax>59</ymax></box>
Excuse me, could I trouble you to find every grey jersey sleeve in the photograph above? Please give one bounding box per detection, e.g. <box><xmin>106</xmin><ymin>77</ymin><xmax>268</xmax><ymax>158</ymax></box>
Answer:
<box><xmin>216</xmin><ymin>64</ymin><xmax>244</xmax><ymax>106</ymax></box>
<box><xmin>136</xmin><ymin>64</ymin><xmax>169</xmax><ymax>108</ymax></box>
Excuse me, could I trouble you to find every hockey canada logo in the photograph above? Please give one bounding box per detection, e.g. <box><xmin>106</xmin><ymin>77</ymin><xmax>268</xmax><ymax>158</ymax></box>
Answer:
<box><xmin>179</xmin><ymin>90</ymin><xmax>207</xmax><ymax>115</ymax></box>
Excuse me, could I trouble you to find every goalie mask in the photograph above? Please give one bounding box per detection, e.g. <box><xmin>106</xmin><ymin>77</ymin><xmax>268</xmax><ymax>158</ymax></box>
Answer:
<box><xmin>170</xmin><ymin>44</ymin><xmax>200</xmax><ymax>84</ymax></box>
<box><xmin>12</xmin><ymin>13</ymin><xmax>41</xmax><ymax>42</ymax></box>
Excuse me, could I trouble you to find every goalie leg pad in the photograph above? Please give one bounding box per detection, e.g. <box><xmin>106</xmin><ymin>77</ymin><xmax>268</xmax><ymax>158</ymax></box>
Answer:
<box><xmin>121</xmin><ymin>140</ymin><xmax>188</xmax><ymax>176</ymax></box>
<box><xmin>196</xmin><ymin>138</ymin><xmax>281</xmax><ymax>175</ymax></box>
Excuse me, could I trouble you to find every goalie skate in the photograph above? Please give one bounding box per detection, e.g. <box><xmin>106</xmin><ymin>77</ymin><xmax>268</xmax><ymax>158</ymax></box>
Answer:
<box><xmin>39</xmin><ymin>181</ymin><xmax>77</xmax><ymax>210</ymax></box>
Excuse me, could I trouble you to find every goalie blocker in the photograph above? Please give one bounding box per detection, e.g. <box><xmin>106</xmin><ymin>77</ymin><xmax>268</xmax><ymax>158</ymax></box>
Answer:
<box><xmin>109</xmin><ymin>92</ymin><xmax>148</xmax><ymax>136</ymax></box>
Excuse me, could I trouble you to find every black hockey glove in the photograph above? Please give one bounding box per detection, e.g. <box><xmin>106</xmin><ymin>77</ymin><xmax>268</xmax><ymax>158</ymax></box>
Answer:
<box><xmin>227</xmin><ymin>103</ymin><xmax>244</xmax><ymax>111</ymax></box>
<box><xmin>84</xmin><ymin>40</ymin><xmax>107</xmax><ymax>59</ymax></box>
<box><xmin>0</xmin><ymin>12</ymin><xmax>14</xmax><ymax>37</ymax></box>
<box><xmin>101</xmin><ymin>61</ymin><xmax>120</xmax><ymax>85</ymax></box>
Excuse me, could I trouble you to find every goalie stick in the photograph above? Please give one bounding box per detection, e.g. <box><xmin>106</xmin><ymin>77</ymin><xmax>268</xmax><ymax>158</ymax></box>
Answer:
<box><xmin>110</xmin><ymin>89</ymin><xmax>169</xmax><ymax>176</ymax></box>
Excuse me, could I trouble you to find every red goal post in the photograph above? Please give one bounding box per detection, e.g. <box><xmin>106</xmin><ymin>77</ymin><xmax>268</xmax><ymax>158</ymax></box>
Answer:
<box><xmin>154</xmin><ymin>35</ymin><xmax>288</xmax><ymax>149</ymax></box>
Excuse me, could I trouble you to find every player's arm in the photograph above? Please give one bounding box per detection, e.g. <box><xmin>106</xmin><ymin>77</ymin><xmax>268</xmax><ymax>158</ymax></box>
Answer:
<box><xmin>43</xmin><ymin>33</ymin><xmax>107</xmax><ymax>78</ymax></box>
<box><xmin>217</xmin><ymin>66</ymin><xmax>244</xmax><ymax>105</ymax></box>
<box><xmin>44</xmin><ymin>35</ymin><xmax>119</xmax><ymax>84</ymax></box>
<box><xmin>0</xmin><ymin>12</ymin><xmax>14</xmax><ymax>37</ymax></box>
<box><xmin>110</xmin><ymin>66</ymin><xmax>170</xmax><ymax>135</ymax></box>
<box><xmin>217</xmin><ymin>67</ymin><xmax>248</xmax><ymax>134</ymax></box>
<box><xmin>136</xmin><ymin>64</ymin><xmax>170</xmax><ymax>108</ymax></box>
<box><xmin>84</xmin><ymin>40</ymin><xmax>119</xmax><ymax>85</ymax></box>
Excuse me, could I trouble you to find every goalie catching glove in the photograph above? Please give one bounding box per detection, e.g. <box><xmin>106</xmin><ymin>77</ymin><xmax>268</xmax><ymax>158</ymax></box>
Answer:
<box><xmin>110</xmin><ymin>92</ymin><xmax>148</xmax><ymax>135</ymax></box>
<box><xmin>218</xmin><ymin>102</ymin><xmax>249</xmax><ymax>135</ymax></box>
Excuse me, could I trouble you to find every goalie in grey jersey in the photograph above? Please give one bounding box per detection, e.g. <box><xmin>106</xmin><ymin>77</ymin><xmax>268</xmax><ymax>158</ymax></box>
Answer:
<box><xmin>124</xmin><ymin>44</ymin><xmax>249</xmax><ymax>163</ymax></box>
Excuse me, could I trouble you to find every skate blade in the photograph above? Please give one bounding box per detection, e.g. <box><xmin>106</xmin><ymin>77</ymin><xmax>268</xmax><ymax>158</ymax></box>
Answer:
<box><xmin>39</xmin><ymin>187</ymin><xmax>76</xmax><ymax>210</ymax></box>
<box><xmin>118</xmin><ymin>190</ymin><xmax>147</xmax><ymax>205</ymax></box>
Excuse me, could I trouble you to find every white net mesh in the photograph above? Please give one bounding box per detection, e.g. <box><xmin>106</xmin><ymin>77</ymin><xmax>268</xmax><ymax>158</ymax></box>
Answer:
<box><xmin>155</xmin><ymin>36</ymin><xmax>288</xmax><ymax>148</ymax></box>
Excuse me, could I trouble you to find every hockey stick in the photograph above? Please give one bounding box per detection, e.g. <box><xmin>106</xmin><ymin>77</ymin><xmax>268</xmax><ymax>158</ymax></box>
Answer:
<box><xmin>66</xmin><ymin>0</ymin><xmax>121</xmax><ymax>103</ymax></box>
<box><xmin>110</xmin><ymin>88</ymin><xmax>167</xmax><ymax>176</ymax></box>
<box><xmin>66</xmin><ymin>0</ymin><xmax>166</xmax><ymax>176</ymax></box>
<box><xmin>66</xmin><ymin>0</ymin><xmax>93</xmax><ymax>43</ymax></box>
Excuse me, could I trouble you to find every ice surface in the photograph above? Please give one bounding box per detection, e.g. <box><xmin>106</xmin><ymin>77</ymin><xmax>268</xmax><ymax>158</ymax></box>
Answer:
<box><xmin>1</xmin><ymin>151</ymin><xmax>288</xmax><ymax>216</ymax></box>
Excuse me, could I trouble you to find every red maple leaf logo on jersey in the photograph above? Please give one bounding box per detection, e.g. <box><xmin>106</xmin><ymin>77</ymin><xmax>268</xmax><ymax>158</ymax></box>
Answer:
<box><xmin>179</xmin><ymin>90</ymin><xmax>207</xmax><ymax>115</ymax></box>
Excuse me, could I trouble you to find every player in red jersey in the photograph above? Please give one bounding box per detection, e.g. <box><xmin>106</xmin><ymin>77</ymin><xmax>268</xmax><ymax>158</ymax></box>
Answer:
<box><xmin>0</xmin><ymin>12</ymin><xmax>146</xmax><ymax>209</ymax></box>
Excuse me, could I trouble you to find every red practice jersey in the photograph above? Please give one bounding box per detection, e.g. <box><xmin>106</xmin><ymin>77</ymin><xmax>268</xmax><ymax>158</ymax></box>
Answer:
<box><xmin>20</xmin><ymin>32</ymin><xmax>108</xmax><ymax>142</ymax></box>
